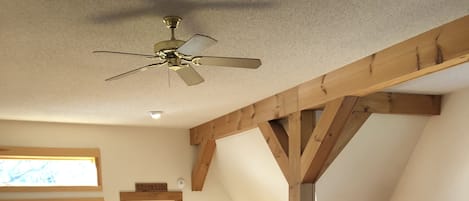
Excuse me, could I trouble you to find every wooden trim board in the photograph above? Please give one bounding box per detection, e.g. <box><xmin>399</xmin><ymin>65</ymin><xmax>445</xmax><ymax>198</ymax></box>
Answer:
<box><xmin>120</xmin><ymin>192</ymin><xmax>182</xmax><ymax>201</ymax></box>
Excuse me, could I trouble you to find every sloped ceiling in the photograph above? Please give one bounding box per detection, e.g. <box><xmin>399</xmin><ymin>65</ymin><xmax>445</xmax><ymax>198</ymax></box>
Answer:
<box><xmin>213</xmin><ymin>114</ymin><xmax>429</xmax><ymax>201</ymax></box>
<box><xmin>0</xmin><ymin>0</ymin><xmax>467</xmax><ymax>127</ymax></box>
<box><xmin>387</xmin><ymin>62</ymin><xmax>469</xmax><ymax>95</ymax></box>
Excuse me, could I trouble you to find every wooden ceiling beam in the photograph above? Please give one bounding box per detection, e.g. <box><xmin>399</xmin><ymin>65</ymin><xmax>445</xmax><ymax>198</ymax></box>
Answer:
<box><xmin>355</xmin><ymin>92</ymin><xmax>441</xmax><ymax>115</ymax></box>
<box><xmin>190</xmin><ymin>16</ymin><xmax>468</xmax><ymax>145</ymax></box>
<box><xmin>191</xmin><ymin>140</ymin><xmax>216</xmax><ymax>191</ymax></box>
<box><xmin>189</xmin><ymin>92</ymin><xmax>440</xmax><ymax>190</ymax></box>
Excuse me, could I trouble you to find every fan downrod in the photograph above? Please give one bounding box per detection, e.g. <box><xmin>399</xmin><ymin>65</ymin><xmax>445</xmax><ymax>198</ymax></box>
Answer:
<box><xmin>163</xmin><ymin>16</ymin><xmax>182</xmax><ymax>40</ymax></box>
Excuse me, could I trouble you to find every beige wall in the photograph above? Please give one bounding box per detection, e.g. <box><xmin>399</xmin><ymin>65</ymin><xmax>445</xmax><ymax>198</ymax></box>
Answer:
<box><xmin>0</xmin><ymin>120</ymin><xmax>231</xmax><ymax>201</ymax></box>
<box><xmin>212</xmin><ymin>114</ymin><xmax>429</xmax><ymax>201</ymax></box>
<box><xmin>390</xmin><ymin>86</ymin><xmax>469</xmax><ymax>201</ymax></box>
<box><xmin>213</xmin><ymin>128</ymin><xmax>289</xmax><ymax>201</ymax></box>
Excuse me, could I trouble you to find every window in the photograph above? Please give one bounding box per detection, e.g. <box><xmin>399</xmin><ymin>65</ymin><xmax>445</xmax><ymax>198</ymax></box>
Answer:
<box><xmin>0</xmin><ymin>146</ymin><xmax>102</xmax><ymax>192</ymax></box>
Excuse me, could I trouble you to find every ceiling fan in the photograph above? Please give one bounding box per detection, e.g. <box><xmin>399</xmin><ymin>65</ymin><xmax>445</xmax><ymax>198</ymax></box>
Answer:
<box><xmin>93</xmin><ymin>16</ymin><xmax>262</xmax><ymax>86</ymax></box>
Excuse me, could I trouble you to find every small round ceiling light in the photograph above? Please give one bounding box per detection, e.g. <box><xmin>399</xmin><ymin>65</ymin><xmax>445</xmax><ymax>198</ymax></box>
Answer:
<box><xmin>149</xmin><ymin>111</ymin><xmax>163</xmax><ymax>119</ymax></box>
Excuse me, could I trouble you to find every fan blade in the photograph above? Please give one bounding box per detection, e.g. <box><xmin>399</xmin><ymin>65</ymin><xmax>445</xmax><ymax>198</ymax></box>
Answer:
<box><xmin>105</xmin><ymin>62</ymin><xmax>165</xmax><ymax>81</ymax></box>
<box><xmin>177</xmin><ymin>34</ymin><xmax>217</xmax><ymax>56</ymax></box>
<box><xmin>93</xmin><ymin>50</ymin><xmax>154</xmax><ymax>57</ymax></box>
<box><xmin>174</xmin><ymin>65</ymin><xmax>204</xmax><ymax>86</ymax></box>
<box><xmin>192</xmin><ymin>56</ymin><xmax>261</xmax><ymax>69</ymax></box>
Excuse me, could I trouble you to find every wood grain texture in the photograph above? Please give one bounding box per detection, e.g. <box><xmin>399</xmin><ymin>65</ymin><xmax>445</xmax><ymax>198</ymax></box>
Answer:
<box><xmin>190</xmin><ymin>16</ymin><xmax>468</xmax><ymax>144</ymax></box>
<box><xmin>191</xmin><ymin>87</ymin><xmax>298</xmax><ymax>145</ymax></box>
<box><xmin>298</xmin><ymin>15</ymin><xmax>469</xmax><ymax>110</ymax></box>
<box><xmin>288</xmin><ymin>112</ymin><xmax>302</xmax><ymax>201</ymax></box>
<box><xmin>120</xmin><ymin>191</ymin><xmax>183</xmax><ymax>201</ymax></box>
<box><xmin>300</xmin><ymin>97</ymin><xmax>359</xmax><ymax>182</ymax></box>
<box><xmin>258</xmin><ymin>120</ymin><xmax>290</xmax><ymax>180</ymax></box>
<box><xmin>355</xmin><ymin>92</ymin><xmax>441</xmax><ymax>115</ymax></box>
<box><xmin>191</xmin><ymin>140</ymin><xmax>216</xmax><ymax>191</ymax></box>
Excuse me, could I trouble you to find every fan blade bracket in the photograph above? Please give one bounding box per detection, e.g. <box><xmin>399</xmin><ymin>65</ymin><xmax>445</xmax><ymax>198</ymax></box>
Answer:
<box><xmin>192</xmin><ymin>57</ymin><xmax>203</xmax><ymax>65</ymax></box>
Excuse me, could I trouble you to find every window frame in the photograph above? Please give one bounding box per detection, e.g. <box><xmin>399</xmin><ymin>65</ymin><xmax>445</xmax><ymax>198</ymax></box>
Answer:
<box><xmin>0</xmin><ymin>146</ymin><xmax>103</xmax><ymax>192</ymax></box>
<box><xmin>0</xmin><ymin>198</ymin><xmax>104</xmax><ymax>201</ymax></box>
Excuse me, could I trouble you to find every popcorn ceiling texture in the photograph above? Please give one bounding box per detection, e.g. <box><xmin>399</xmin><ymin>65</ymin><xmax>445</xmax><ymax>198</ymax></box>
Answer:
<box><xmin>0</xmin><ymin>0</ymin><xmax>467</xmax><ymax>127</ymax></box>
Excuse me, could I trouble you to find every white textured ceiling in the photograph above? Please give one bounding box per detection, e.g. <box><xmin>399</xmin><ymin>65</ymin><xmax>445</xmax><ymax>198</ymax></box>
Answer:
<box><xmin>0</xmin><ymin>0</ymin><xmax>467</xmax><ymax>128</ymax></box>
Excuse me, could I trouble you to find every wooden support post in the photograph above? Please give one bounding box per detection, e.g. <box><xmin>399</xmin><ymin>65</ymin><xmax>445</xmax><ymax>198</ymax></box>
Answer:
<box><xmin>288</xmin><ymin>112</ymin><xmax>302</xmax><ymax>201</ymax></box>
<box><xmin>301</xmin><ymin>97</ymin><xmax>359</xmax><ymax>182</ymax></box>
<box><xmin>191</xmin><ymin>140</ymin><xmax>216</xmax><ymax>191</ymax></box>
<box><xmin>258</xmin><ymin>120</ymin><xmax>290</xmax><ymax>180</ymax></box>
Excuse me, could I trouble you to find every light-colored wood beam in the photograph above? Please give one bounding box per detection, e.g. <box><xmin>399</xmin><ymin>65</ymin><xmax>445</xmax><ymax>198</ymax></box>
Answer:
<box><xmin>301</xmin><ymin>97</ymin><xmax>359</xmax><ymax>182</ymax></box>
<box><xmin>191</xmin><ymin>140</ymin><xmax>216</xmax><ymax>191</ymax></box>
<box><xmin>190</xmin><ymin>87</ymin><xmax>298</xmax><ymax>145</ymax></box>
<box><xmin>258</xmin><ymin>120</ymin><xmax>290</xmax><ymax>180</ymax></box>
<box><xmin>190</xmin><ymin>16</ymin><xmax>468</xmax><ymax>145</ymax></box>
<box><xmin>190</xmin><ymin>92</ymin><xmax>440</xmax><ymax>190</ymax></box>
<box><xmin>355</xmin><ymin>92</ymin><xmax>441</xmax><ymax>115</ymax></box>
<box><xmin>300</xmin><ymin>93</ymin><xmax>441</xmax><ymax>182</ymax></box>
<box><xmin>288</xmin><ymin>112</ymin><xmax>302</xmax><ymax>201</ymax></box>
<box><xmin>317</xmin><ymin>111</ymin><xmax>371</xmax><ymax>178</ymax></box>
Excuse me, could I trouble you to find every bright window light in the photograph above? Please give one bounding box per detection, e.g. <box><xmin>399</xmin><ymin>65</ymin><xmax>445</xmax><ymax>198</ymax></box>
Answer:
<box><xmin>0</xmin><ymin>156</ymin><xmax>98</xmax><ymax>187</ymax></box>
<box><xmin>0</xmin><ymin>146</ymin><xmax>102</xmax><ymax>192</ymax></box>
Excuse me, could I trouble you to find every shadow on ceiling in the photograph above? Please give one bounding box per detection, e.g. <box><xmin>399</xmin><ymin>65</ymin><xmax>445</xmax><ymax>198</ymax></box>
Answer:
<box><xmin>90</xmin><ymin>0</ymin><xmax>278</xmax><ymax>31</ymax></box>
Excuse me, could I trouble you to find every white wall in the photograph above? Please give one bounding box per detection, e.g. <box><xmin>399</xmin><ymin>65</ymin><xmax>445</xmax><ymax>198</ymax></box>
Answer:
<box><xmin>390</xmin><ymin>86</ymin><xmax>469</xmax><ymax>201</ymax></box>
<box><xmin>0</xmin><ymin>120</ymin><xmax>231</xmax><ymax>201</ymax></box>
<box><xmin>316</xmin><ymin>114</ymin><xmax>428</xmax><ymax>201</ymax></box>
<box><xmin>213</xmin><ymin>128</ymin><xmax>289</xmax><ymax>201</ymax></box>
<box><xmin>212</xmin><ymin>114</ymin><xmax>429</xmax><ymax>201</ymax></box>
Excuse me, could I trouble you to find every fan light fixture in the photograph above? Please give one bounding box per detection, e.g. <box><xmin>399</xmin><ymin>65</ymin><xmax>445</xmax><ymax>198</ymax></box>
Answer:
<box><xmin>149</xmin><ymin>111</ymin><xmax>163</xmax><ymax>119</ymax></box>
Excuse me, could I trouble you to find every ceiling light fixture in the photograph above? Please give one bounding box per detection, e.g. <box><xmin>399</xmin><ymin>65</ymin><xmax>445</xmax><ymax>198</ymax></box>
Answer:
<box><xmin>149</xmin><ymin>111</ymin><xmax>163</xmax><ymax>119</ymax></box>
